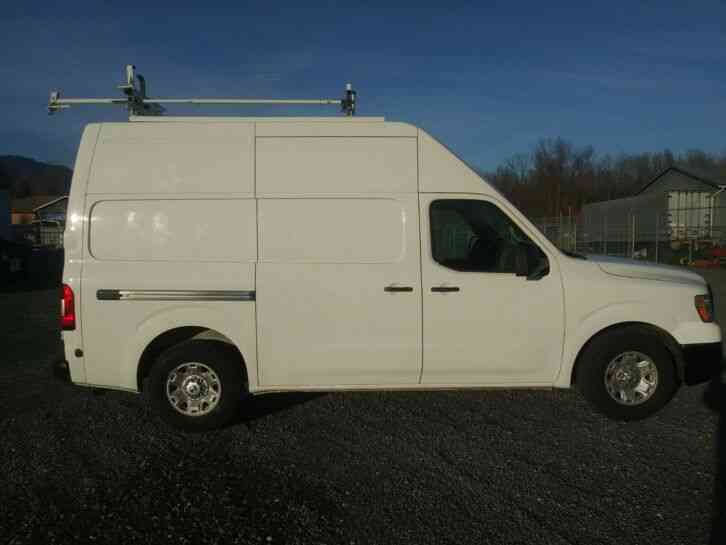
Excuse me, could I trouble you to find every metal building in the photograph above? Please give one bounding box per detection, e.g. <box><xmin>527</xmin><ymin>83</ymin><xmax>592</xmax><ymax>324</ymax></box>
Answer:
<box><xmin>580</xmin><ymin>167</ymin><xmax>726</xmax><ymax>246</ymax></box>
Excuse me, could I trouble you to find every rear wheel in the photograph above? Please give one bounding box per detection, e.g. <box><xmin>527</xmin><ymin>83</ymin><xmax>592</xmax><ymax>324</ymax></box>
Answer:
<box><xmin>576</xmin><ymin>326</ymin><xmax>679</xmax><ymax>421</ymax></box>
<box><xmin>145</xmin><ymin>340</ymin><xmax>245</xmax><ymax>431</ymax></box>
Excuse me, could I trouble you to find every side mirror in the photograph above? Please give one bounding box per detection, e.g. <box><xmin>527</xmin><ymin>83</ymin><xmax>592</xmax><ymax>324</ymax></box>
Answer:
<box><xmin>515</xmin><ymin>243</ymin><xmax>529</xmax><ymax>277</ymax></box>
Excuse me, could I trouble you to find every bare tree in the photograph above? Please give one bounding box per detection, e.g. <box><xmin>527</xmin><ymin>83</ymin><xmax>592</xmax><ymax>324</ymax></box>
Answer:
<box><xmin>487</xmin><ymin>139</ymin><xmax>724</xmax><ymax>220</ymax></box>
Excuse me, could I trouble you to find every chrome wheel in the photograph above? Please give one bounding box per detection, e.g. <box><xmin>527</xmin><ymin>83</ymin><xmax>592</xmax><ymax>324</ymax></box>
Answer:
<box><xmin>165</xmin><ymin>362</ymin><xmax>221</xmax><ymax>416</ymax></box>
<box><xmin>604</xmin><ymin>351</ymin><xmax>658</xmax><ymax>406</ymax></box>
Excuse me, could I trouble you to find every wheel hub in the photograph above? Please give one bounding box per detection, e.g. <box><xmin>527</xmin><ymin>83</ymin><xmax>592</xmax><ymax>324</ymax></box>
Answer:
<box><xmin>166</xmin><ymin>362</ymin><xmax>221</xmax><ymax>416</ymax></box>
<box><xmin>604</xmin><ymin>351</ymin><xmax>658</xmax><ymax>406</ymax></box>
<box><xmin>183</xmin><ymin>377</ymin><xmax>207</xmax><ymax>398</ymax></box>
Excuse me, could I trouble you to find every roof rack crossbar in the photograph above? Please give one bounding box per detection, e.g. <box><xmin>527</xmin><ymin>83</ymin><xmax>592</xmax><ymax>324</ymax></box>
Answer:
<box><xmin>48</xmin><ymin>65</ymin><xmax>357</xmax><ymax>118</ymax></box>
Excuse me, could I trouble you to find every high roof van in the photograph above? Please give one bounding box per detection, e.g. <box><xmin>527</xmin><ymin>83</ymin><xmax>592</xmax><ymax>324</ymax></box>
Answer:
<box><xmin>56</xmin><ymin>116</ymin><xmax>722</xmax><ymax>430</ymax></box>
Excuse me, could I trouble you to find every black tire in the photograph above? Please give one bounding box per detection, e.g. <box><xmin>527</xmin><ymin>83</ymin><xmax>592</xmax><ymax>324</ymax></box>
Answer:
<box><xmin>145</xmin><ymin>340</ymin><xmax>245</xmax><ymax>431</ymax></box>
<box><xmin>576</xmin><ymin>325</ymin><xmax>679</xmax><ymax>421</ymax></box>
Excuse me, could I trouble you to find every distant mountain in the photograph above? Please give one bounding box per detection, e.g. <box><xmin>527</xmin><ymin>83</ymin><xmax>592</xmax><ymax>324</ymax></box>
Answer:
<box><xmin>0</xmin><ymin>156</ymin><xmax>72</xmax><ymax>197</ymax></box>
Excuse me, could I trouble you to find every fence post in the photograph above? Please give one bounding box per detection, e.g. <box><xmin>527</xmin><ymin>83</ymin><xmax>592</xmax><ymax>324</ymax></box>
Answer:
<box><xmin>628</xmin><ymin>214</ymin><xmax>632</xmax><ymax>258</ymax></box>
<box><xmin>625</xmin><ymin>214</ymin><xmax>635</xmax><ymax>259</ymax></box>
<box><xmin>573</xmin><ymin>219</ymin><xmax>577</xmax><ymax>252</ymax></box>
<box><xmin>631</xmin><ymin>214</ymin><xmax>636</xmax><ymax>258</ymax></box>
<box><xmin>603</xmin><ymin>216</ymin><xmax>608</xmax><ymax>255</ymax></box>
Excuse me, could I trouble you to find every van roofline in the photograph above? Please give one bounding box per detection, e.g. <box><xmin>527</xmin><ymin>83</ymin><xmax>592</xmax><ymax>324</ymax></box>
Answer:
<box><xmin>128</xmin><ymin>116</ymin><xmax>385</xmax><ymax>123</ymax></box>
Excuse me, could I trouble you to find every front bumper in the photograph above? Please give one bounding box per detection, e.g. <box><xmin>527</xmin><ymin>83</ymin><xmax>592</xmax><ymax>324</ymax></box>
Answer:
<box><xmin>682</xmin><ymin>342</ymin><xmax>723</xmax><ymax>385</ymax></box>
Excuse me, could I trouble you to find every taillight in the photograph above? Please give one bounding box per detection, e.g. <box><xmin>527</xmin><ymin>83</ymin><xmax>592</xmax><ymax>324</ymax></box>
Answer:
<box><xmin>61</xmin><ymin>283</ymin><xmax>76</xmax><ymax>331</ymax></box>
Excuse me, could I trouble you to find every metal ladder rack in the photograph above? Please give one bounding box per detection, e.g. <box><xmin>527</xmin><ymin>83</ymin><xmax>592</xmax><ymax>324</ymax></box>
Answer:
<box><xmin>49</xmin><ymin>64</ymin><xmax>357</xmax><ymax>118</ymax></box>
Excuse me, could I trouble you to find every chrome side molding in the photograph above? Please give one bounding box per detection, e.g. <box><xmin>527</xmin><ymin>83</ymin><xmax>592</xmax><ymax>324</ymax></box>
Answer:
<box><xmin>97</xmin><ymin>289</ymin><xmax>256</xmax><ymax>301</ymax></box>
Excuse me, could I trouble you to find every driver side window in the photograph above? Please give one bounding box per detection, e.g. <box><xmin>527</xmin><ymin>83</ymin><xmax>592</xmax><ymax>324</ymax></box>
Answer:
<box><xmin>429</xmin><ymin>199</ymin><xmax>547</xmax><ymax>274</ymax></box>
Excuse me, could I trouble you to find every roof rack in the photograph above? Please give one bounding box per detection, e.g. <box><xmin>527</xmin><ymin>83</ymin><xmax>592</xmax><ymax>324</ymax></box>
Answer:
<box><xmin>48</xmin><ymin>64</ymin><xmax>357</xmax><ymax>118</ymax></box>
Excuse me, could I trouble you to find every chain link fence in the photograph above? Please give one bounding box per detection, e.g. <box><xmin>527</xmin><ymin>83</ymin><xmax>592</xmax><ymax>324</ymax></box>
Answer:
<box><xmin>534</xmin><ymin>204</ymin><xmax>726</xmax><ymax>266</ymax></box>
<box><xmin>11</xmin><ymin>221</ymin><xmax>63</xmax><ymax>249</ymax></box>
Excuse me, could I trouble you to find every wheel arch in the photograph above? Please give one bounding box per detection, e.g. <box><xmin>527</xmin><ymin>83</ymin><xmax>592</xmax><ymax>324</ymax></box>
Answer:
<box><xmin>136</xmin><ymin>326</ymin><xmax>248</xmax><ymax>391</ymax></box>
<box><xmin>570</xmin><ymin>321</ymin><xmax>684</xmax><ymax>386</ymax></box>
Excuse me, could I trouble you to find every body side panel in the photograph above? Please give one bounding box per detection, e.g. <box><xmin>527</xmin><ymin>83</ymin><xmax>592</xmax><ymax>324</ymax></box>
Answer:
<box><xmin>255</xmin><ymin>121</ymin><xmax>416</xmax><ymax>137</ymax></box>
<box><xmin>256</xmin><ymin>136</ymin><xmax>417</xmax><ymax>195</ymax></box>
<box><xmin>78</xmin><ymin>122</ymin><xmax>258</xmax><ymax>390</ymax></box>
<box><xmin>88</xmin><ymin>123</ymin><xmax>254</xmax><ymax>195</ymax></box>
<box><xmin>553</xmin><ymin>258</ymin><xmax>718</xmax><ymax>387</ymax></box>
<box><xmin>62</xmin><ymin>124</ymin><xmax>101</xmax><ymax>383</ymax></box>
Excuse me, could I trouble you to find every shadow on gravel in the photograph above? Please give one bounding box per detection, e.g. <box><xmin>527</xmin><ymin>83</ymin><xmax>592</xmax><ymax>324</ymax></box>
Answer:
<box><xmin>0</xmin><ymin>279</ymin><xmax>60</xmax><ymax>293</ymax></box>
<box><xmin>704</xmin><ymin>361</ymin><xmax>726</xmax><ymax>544</ymax></box>
<box><xmin>0</xmin><ymin>245</ymin><xmax>63</xmax><ymax>292</ymax></box>
<box><xmin>236</xmin><ymin>392</ymin><xmax>325</xmax><ymax>424</ymax></box>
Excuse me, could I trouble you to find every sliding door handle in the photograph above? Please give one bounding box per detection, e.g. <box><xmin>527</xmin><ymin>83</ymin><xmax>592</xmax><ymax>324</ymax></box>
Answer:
<box><xmin>431</xmin><ymin>286</ymin><xmax>460</xmax><ymax>293</ymax></box>
<box><xmin>384</xmin><ymin>285</ymin><xmax>414</xmax><ymax>293</ymax></box>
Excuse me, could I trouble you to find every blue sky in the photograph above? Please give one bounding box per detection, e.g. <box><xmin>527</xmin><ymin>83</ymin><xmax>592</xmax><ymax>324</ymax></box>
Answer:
<box><xmin>1</xmin><ymin>1</ymin><xmax>725</xmax><ymax>171</ymax></box>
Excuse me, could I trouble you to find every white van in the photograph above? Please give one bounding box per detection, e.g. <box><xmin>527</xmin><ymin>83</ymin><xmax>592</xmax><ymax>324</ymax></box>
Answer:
<box><xmin>56</xmin><ymin>116</ymin><xmax>721</xmax><ymax>430</ymax></box>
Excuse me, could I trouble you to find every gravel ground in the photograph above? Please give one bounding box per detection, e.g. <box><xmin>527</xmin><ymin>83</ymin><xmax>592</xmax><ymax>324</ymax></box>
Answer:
<box><xmin>1</xmin><ymin>272</ymin><xmax>725</xmax><ymax>545</ymax></box>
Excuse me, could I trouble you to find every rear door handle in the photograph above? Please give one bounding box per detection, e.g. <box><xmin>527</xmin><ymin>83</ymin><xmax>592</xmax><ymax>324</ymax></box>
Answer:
<box><xmin>431</xmin><ymin>286</ymin><xmax>460</xmax><ymax>293</ymax></box>
<box><xmin>384</xmin><ymin>285</ymin><xmax>414</xmax><ymax>293</ymax></box>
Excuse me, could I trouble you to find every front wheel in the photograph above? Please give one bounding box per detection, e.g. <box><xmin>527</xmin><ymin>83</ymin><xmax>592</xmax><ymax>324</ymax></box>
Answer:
<box><xmin>576</xmin><ymin>326</ymin><xmax>679</xmax><ymax>421</ymax></box>
<box><xmin>145</xmin><ymin>340</ymin><xmax>245</xmax><ymax>431</ymax></box>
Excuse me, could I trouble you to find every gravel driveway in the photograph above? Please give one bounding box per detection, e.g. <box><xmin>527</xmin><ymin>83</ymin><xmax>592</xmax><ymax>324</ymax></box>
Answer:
<box><xmin>1</xmin><ymin>271</ymin><xmax>724</xmax><ymax>545</ymax></box>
